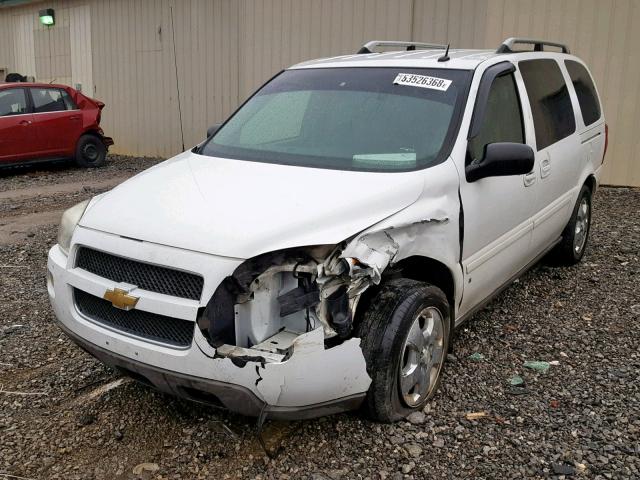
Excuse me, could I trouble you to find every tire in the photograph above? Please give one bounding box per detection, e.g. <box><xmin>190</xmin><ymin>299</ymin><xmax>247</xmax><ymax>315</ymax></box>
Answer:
<box><xmin>550</xmin><ymin>184</ymin><xmax>592</xmax><ymax>265</ymax></box>
<box><xmin>75</xmin><ymin>134</ymin><xmax>107</xmax><ymax>168</ymax></box>
<box><xmin>356</xmin><ymin>278</ymin><xmax>450</xmax><ymax>422</ymax></box>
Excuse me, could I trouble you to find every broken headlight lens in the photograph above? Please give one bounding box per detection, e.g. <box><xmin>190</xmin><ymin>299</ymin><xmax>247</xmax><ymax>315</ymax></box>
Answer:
<box><xmin>57</xmin><ymin>199</ymin><xmax>90</xmax><ymax>255</ymax></box>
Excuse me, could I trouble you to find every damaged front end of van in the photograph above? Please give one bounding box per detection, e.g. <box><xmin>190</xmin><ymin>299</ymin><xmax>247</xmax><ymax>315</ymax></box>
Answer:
<box><xmin>188</xmin><ymin>212</ymin><xmax>452</xmax><ymax>417</ymax></box>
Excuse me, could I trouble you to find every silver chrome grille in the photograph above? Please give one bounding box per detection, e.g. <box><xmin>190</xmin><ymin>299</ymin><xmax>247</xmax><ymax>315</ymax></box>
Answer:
<box><xmin>75</xmin><ymin>247</ymin><xmax>203</xmax><ymax>300</ymax></box>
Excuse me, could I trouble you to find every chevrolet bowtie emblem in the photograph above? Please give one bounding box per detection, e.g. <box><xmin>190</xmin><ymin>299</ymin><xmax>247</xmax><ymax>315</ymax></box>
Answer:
<box><xmin>103</xmin><ymin>288</ymin><xmax>139</xmax><ymax>311</ymax></box>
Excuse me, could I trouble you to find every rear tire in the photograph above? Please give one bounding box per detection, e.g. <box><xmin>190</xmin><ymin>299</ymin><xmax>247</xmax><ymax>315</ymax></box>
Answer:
<box><xmin>356</xmin><ymin>278</ymin><xmax>450</xmax><ymax>422</ymax></box>
<box><xmin>75</xmin><ymin>134</ymin><xmax>107</xmax><ymax>168</ymax></box>
<box><xmin>550</xmin><ymin>184</ymin><xmax>592</xmax><ymax>265</ymax></box>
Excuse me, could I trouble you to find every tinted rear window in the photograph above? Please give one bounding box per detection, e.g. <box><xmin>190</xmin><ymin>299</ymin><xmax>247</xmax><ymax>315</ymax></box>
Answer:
<box><xmin>519</xmin><ymin>59</ymin><xmax>575</xmax><ymax>150</ymax></box>
<box><xmin>565</xmin><ymin>60</ymin><xmax>601</xmax><ymax>126</ymax></box>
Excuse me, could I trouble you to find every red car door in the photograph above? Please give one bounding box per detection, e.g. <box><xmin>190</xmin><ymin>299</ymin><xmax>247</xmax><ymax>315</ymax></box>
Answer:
<box><xmin>0</xmin><ymin>87</ymin><xmax>37</xmax><ymax>164</ymax></box>
<box><xmin>28</xmin><ymin>87</ymin><xmax>83</xmax><ymax>157</ymax></box>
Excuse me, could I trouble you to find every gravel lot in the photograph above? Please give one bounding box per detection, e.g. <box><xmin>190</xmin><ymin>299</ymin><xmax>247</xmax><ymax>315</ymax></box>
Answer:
<box><xmin>1</xmin><ymin>156</ymin><xmax>638</xmax><ymax>479</ymax></box>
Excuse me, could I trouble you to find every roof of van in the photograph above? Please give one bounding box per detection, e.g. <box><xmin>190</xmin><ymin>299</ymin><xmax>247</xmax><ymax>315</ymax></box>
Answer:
<box><xmin>290</xmin><ymin>49</ymin><xmax>504</xmax><ymax>70</ymax></box>
<box><xmin>290</xmin><ymin>48</ymin><xmax>577</xmax><ymax>71</ymax></box>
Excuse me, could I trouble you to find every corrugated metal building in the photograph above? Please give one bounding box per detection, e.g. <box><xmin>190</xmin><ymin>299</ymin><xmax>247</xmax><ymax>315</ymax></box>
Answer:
<box><xmin>0</xmin><ymin>0</ymin><xmax>638</xmax><ymax>186</ymax></box>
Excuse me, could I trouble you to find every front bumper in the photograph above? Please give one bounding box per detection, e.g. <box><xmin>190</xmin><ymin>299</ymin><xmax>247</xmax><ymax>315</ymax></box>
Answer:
<box><xmin>47</xmin><ymin>227</ymin><xmax>369</xmax><ymax>419</ymax></box>
<box><xmin>57</xmin><ymin>320</ymin><xmax>364</xmax><ymax>419</ymax></box>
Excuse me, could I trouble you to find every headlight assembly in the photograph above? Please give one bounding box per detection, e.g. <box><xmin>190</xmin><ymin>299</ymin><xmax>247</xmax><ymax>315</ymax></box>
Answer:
<box><xmin>57</xmin><ymin>199</ymin><xmax>90</xmax><ymax>255</ymax></box>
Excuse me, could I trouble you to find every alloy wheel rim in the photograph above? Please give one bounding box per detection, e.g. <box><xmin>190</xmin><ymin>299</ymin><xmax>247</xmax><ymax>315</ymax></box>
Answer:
<box><xmin>573</xmin><ymin>197</ymin><xmax>590</xmax><ymax>255</ymax></box>
<box><xmin>399</xmin><ymin>306</ymin><xmax>445</xmax><ymax>407</ymax></box>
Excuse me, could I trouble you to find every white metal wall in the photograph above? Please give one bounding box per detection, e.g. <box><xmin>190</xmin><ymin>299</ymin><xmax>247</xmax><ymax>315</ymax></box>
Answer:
<box><xmin>12</xmin><ymin>12</ymin><xmax>36</xmax><ymax>78</ymax></box>
<box><xmin>0</xmin><ymin>13</ymin><xmax>15</xmax><ymax>72</ymax></box>
<box><xmin>89</xmin><ymin>0</ymin><xmax>183</xmax><ymax>156</ymax></box>
<box><xmin>474</xmin><ymin>0</ymin><xmax>640</xmax><ymax>190</ymax></box>
<box><xmin>0</xmin><ymin>0</ymin><xmax>638</xmax><ymax>185</ymax></box>
<box><xmin>69</xmin><ymin>4</ymin><xmax>92</xmax><ymax>94</ymax></box>
<box><xmin>237</xmin><ymin>0</ymin><xmax>413</xmax><ymax>99</ymax></box>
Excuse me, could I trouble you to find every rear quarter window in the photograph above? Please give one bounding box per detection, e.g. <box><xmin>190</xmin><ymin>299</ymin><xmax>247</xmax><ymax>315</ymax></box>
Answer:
<box><xmin>519</xmin><ymin>59</ymin><xmax>575</xmax><ymax>150</ymax></box>
<box><xmin>60</xmin><ymin>89</ymin><xmax>78</xmax><ymax>110</ymax></box>
<box><xmin>565</xmin><ymin>60</ymin><xmax>601</xmax><ymax>126</ymax></box>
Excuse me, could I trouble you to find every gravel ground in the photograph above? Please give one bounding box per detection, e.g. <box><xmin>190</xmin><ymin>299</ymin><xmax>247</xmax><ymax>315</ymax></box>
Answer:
<box><xmin>0</xmin><ymin>157</ymin><xmax>638</xmax><ymax>479</ymax></box>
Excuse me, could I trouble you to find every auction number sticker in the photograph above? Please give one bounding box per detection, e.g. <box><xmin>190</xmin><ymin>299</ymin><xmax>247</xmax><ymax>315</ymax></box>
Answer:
<box><xmin>393</xmin><ymin>73</ymin><xmax>451</xmax><ymax>91</ymax></box>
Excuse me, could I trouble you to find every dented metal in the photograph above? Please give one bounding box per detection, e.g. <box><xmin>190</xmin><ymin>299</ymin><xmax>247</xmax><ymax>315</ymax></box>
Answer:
<box><xmin>206</xmin><ymin>211</ymin><xmax>454</xmax><ymax>374</ymax></box>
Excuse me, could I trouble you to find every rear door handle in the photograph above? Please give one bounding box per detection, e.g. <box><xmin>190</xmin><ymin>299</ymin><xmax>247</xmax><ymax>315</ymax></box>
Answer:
<box><xmin>523</xmin><ymin>171</ymin><xmax>536</xmax><ymax>187</ymax></box>
<box><xmin>69</xmin><ymin>115</ymin><xmax>81</xmax><ymax>121</ymax></box>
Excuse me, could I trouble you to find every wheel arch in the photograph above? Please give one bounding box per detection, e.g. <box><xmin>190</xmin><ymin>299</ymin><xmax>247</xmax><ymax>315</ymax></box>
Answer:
<box><xmin>393</xmin><ymin>256</ymin><xmax>456</xmax><ymax>314</ymax></box>
<box><xmin>77</xmin><ymin>129</ymin><xmax>113</xmax><ymax>150</ymax></box>
<box><xmin>79</xmin><ymin>128</ymin><xmax>103</xmax><ymax>140</ymax></box>
<box><xmin>352</xmin><ymin>255</ymin><xmax>458</xmax><ymax>335</ymax></box>
<box><xmin>583</xmin><ymin>174</ymin><xmax>597</xmax><ymax>194</ymax></box>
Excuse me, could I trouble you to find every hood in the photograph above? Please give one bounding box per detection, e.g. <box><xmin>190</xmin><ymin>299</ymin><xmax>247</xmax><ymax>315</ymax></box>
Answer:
<box><xmin>80</xmin><ymin>152</ymin><xmax>425</xmax><ymax>259</ymax></box>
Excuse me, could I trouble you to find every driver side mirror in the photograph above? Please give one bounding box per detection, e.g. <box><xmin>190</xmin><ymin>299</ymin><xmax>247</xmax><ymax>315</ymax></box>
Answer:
<box><xmin>465</xmin><ymin>142</ymin><xmax>534</xmax><ymax>182</ymax></box>
<box><xmin>206</xmin><ymin>123</ymin><xmax>221</xmax><ymax>138</ymax></box>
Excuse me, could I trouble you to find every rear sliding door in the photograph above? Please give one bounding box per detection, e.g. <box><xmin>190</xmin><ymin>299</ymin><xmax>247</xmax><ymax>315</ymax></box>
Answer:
<box><xmin>518</xmin><ymin>59</ymin><xmax>580</xmax><ymax>253</ymax></box>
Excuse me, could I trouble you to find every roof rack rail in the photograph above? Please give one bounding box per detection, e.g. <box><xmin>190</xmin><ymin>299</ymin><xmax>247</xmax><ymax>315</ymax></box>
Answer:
<box><xmin>357</xmin><ymin>40</ymin><xmax>448</xmax><ymax>54</ymax></box>
<box><xmin>496</xmin><ymin>37</ymin><xmax>570</xmax><ymax>54</ymax></box>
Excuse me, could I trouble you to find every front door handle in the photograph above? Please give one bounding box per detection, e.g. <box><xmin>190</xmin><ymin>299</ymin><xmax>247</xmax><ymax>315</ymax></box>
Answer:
<box><xmin>540</xmin><ymin>156</ymin><xmax>551</xmax><ymax>178</ymax></box>
<box><xmin>19</xmin><ymin>119</ymin><xmax>32</xmax><ymax>126</ymax></box>
<box><xmin>523</xmin><ymin>171</ymin><xmax>536</xmax><ymax>187</ymax></box>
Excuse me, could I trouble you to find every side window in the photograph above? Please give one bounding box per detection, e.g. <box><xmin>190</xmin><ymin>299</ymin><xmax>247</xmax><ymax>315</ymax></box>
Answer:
<box><xmin>565</xmin><ymin>60</ymin><xmax>601</xmax><ymax>126</ymax></box>
<box><xmin>468</xmin><ymin>73</ymin><xmax>524</xmax><ymax>163</ymax></box>
<box><xmin>0</xmin><ymin>89</ymin><xmax>28</xmax><ymax>117</ymax></box>
<box><xmin>519</xmin><ymin>59</ymin><xmax>576</xmax><ymax>150</ymax></box>
<box><xmin>60</xmin><ymin>89</ymin><xmax>78</xmax><ymax>110</ymax></box>
<box><xmin>31</xmin><ymin>88</ymin><xmax>72</xmax><ymax>113</ymax></box>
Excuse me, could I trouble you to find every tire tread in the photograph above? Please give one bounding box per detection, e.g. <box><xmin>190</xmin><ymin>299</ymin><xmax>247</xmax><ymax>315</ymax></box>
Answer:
<box><xmin>356</xmin><ymin>278</ymin><xmax>449</xmax><ymax>422</ymax></box>
<box><xmin>549</xmin><ymin>184</ymin><xmax>592</xmax><ymax>266</ymax></box>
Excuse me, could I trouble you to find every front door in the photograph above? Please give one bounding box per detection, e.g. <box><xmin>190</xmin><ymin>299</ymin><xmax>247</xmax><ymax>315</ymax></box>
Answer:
<box><xmin>0</xmin><ymin>87</ymin><xmax>36</xmax><ymax>163</ymax></box>
<box><xmin>458</xmin><ymin>66</ymin><xmax>538</xmax><ymax>318</ymax></box>
<box><xmin>28</xmin><ymin>87</ymin><xmax>83</xmax><ymax>157</ymax></box>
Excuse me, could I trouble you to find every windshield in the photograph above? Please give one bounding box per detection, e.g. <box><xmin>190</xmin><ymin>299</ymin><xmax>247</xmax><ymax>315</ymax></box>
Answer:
<box><xmin>200</xmin><ymin>67</ymin><xmax>471</xmax><ymax>172</ymax></box>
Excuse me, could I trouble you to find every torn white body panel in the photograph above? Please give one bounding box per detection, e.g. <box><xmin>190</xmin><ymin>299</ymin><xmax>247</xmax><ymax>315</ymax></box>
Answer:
<box><xmin>337</xmin><ymin>159</ymin><xmax>464</xmax><ymax>306</ymax></box>
<box><xmin>256</xmin><ymin>328</ymin><xmax>370</xmax><ymax>407</ymax></box>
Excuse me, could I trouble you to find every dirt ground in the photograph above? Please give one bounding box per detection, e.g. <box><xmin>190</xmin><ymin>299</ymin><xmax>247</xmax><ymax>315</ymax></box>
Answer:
<box><xmin>1</xmin><ymin>156</ymin><xmax>638</xmax><ymax>479</ymax></box>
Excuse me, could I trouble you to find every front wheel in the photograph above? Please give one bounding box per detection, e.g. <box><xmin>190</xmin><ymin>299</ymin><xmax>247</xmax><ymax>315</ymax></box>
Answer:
<box><xmin>356</xmin><ymin>279</ymin><xmax>450</xmax><ymax>422</ymax></box>
<box><xmin>75</xmin><ymin>134</ymin><xmax>107</xmax><ymax>168</ymax></box>
<box><xmin>550</xmin><ymin>184</ymin><xmax>592</xmax><ymax>265</ymax></box>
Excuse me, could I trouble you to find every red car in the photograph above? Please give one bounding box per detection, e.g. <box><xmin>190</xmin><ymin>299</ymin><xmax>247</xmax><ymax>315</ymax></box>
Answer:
<box><xmin>0</xmin><ymin>82</ymin><xmax>113</xmax><ymax>168</ymax></box>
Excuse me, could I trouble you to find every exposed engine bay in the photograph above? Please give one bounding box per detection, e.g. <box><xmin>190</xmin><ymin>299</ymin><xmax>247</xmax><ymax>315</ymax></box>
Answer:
<box><xmin>195</xmin><ymin>244</ymin><xmax>372</xmax><ymax>362</ymax></box>
<box><xmin>195</xmin><ymin>215</ymin><xmax>449</xmax><ymax>367</ymax></box>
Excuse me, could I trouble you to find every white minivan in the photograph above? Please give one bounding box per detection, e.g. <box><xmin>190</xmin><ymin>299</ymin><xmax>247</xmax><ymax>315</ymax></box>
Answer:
<box><xmin>48</xmin><ymin>38</ymin><xmax>607</xmax><ymax>422</ymax></box>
